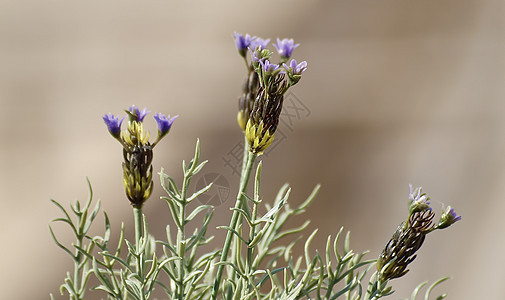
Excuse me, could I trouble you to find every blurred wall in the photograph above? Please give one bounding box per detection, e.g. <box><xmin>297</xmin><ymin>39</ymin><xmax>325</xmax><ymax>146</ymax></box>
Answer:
<box><xmin>1</xmin><ymin>0</ymin><xmax>504</xmax><ymax>299</ymax></box>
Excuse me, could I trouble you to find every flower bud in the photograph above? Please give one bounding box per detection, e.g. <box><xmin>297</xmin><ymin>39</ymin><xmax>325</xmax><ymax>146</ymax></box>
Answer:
<box><xmin>436</xmin><ymin>205</ymin><xmax>462</xmax><ymax>229</ymax></box>
<box><xmin>408</xmin><ymin>184</ymin><xmax>431</xmax><ymax>215</ymax></box>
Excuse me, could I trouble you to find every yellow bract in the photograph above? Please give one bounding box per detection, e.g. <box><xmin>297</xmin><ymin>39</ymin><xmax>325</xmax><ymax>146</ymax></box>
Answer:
<box><xmin>237</xmin><ymin>111</ymin><xmax>247</xmax><ymax>131</ymax></box>
<box><xmin>122</xmin><ymin>121</ymin><xmax>150</xmax><ymax>147</ymax></box>
<box><xmin>245</xmin><ymin>119</ymin><xmax>274</xmax><ymax>155</ymax></box>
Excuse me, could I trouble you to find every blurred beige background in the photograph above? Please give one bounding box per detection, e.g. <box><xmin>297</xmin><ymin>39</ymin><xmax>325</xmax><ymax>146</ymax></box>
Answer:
<box><xmin>1</xmin><ymin>0</ymin><xmax>504</xmax><ymax>299</ymax></box>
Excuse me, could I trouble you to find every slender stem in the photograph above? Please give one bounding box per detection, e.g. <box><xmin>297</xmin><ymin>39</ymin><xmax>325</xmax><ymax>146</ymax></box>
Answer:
<box><xmin>240</xmin><ymin>135</ymin><xmax>248</xmax><ymax>179</ymax></box>
<box><xmin>73</xmin><ymin>238</ymin><xmax>82</xmax><ymax>300</ymax></box>
<box><xmin>247</xmin><ymin>200</ymin><xmax>258</xmax><ymax>272</ymax></box>
<box><xmin>243</xmin><ymin>56</ymin><xmax>250</xmax><ymax>72</ymax></box>
<box><xmin>133</xmin><ymin>207</ymin><xmax>146</xmax><ymax>300</ymax></box>
<box><xmin>133</xmin><ymin>207</ymin><xmax>143</xmax><ymax>268</ymax></box>
<box><xmin>176</xmin><ymin>175</ymin><xmax>190</xmax><ymax>299</ymax></box>
<box><xmin>176</xmin><ymin>210</ymin><xmax>185</xmax><ymax>299</ymax></box>
<box><xmin>240</xmin><ymin>135</ymin><xmax>251</xmax><ymax>216</ymax></box>
<box><xmin>212</xmin><ymin>151</ymin><xmax>257</xmax><ymax>299</ymax></box>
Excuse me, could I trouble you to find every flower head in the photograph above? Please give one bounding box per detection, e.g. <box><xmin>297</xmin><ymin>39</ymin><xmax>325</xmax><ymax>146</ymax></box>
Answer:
<box><xmin>246</xmin><ymin>119</ymin><xmax>274</xmax><ymax>155</ymax></box>
<box><xmin>154</xmin><ymin>113</ymin><xmax>178</xmax><ymax>137</ymax></box>
<box><xmin>249</xmin><ymin>48</ymin><xmax>273</xmax><ymax>73</ymax></box>
<box><xmin>284</xmin><ymin>59</ymin><xmax>307</xmax><ymax>75</ymax></box>
<box><xmin>103</xmin><ymin>113</ymin><xmax>125</xmax><ymax>139</ymax></box>
<box><xmin>259</xmin><ymin>60</ymin><xmax>280</xmax><ymax>74</ymax></box>
<box><xmin>127</xmin><ymin>105</ymin><xmax>150</xmax><ymax>122</ymax></box>
<box><xmin>273</xmin><ymin>38</ymin><xmax>300</xmax><ymax>60</ymax></box>
<box><xmin>283</xmin><ymin>59</ymin><xmax>307</xmax><ymax>86</ymax></box>
<box><xmin>249</xmin><ymin>37</ymin><xmax>270</xmax><ymax>51</ymax></box>
<box><xmin>103</xmin><ymin>106</ymin><xmax>178</xmax><ymax>208</ymax></box>
<box><xmin>234</xmin><ymin>32</ymin><xmax>253</xmax><ymax>57</ymax></box>
<box><xmin>246</xmin><ymin>78</ymin><xmax>286</xmax><ymax>154</ymax></box>
<box><xmin>436</xmin><ymin>204</ymin><xmax>462</xmax><ymax>229</ymax></box>
<box><xmin>408</xmin><ymin>184</ymin><xmax>431</xmax><ymax>214</ymax></box>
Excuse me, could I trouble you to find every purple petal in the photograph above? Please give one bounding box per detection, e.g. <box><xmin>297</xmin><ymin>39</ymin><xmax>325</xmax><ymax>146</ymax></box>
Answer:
<box><xmin>234</xmin><ymin>32</ymin><xmax>252</xmax><ymax>51</ymax></box>
<box><xmin>154</xmin><ymin>113</ymin><xmax>178</xmax><ymax>135</ymax></box>
<box><xmin>128</xmin><ymin>105</ymin><xmax>150</xmax><ymax>122</ymax></box>
<box><xmin>103</xmin><ymin>113</ymin><xmax>125</xmax><ymax>137</ymax></box>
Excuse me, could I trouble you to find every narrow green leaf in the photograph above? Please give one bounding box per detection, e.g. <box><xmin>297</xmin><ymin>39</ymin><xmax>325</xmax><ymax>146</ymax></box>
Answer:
<box><xmin>411</xmin><ymin>281</ymin><xmax>428</xmax><ymax>300</ymax></box>
<box><xmin>92</xmin><ymin>258</ymin><xmax>116</xmax><ymax>296</ymax></box>
<box><xmin>304</xmin><ymin>229</ymin><xmax>318</xmax><ymax>267</ymax></box>
<box><xmin>293</xmin><ymin>184</ymin><xmax>320</xmax><ymax>214</ymax></box>
<box><xmin>330</xmin><ymin>278</ymin><xmax>356</xmax><ymax>300</ymax></box>
<box><xmin>190</xmin><ymin>160</ymin><xmax>208</xmax><ymax>176</ymax></box>
<box><xmin>51</xmin><ymin>217</ymin><xmax>78</xmax><ymax>236</ymax></box>
<box><xmin>185</xmin><ymin>205</ymin><xmax>212</xmax><ymax>222</ymax></box>
<box><xmin>101</xmin><ymin>252</ymin><xmax>135</xmax><ymax>273</ymax></box>
<box><xmin>425</xmin><ymin>277</ymin><xmax>450</xmax><ymax>300</ymax></box>
<box><xmin>216</xmin><ymin>226</ymin><xmax>249</xmax><ymax>244</ymax></box>
<box><xmin>83</xmin><ymin>199</ymin><xmax>101</xmax><ymax>234</ymax></box>
<box><xmin>48</xmin><ymin>225</ymin><xmax>75</xmax><ymax>260</ymax></box>
<box><xmin>275</xmin><ymin>220</ymin><xmax>311</xmax><ymax>241</ymax></box>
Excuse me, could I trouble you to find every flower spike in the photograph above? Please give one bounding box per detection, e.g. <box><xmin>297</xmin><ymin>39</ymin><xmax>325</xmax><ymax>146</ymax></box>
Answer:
<box><xmin>103</xmin><ymin>106</ymin><xmax>177</xmax><ymax>208</ymax></box>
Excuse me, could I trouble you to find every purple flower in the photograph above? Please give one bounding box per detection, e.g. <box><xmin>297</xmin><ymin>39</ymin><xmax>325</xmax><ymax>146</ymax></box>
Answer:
<box><xmin>273</xmin><ymin>38</ymin><xmax>300</xmax><ymax>59</ymax></box>
<box><xmin>103</xmin><ymin>113</ymin><xmax>125</xmax><ymax>138</ymax></box>
<box><xmin>249</xmin><ymin>37</ymin><xmax>270</xmax><ymax>51</ymax></box>
<box><xmin>234</xmin><ymin>32</ymin><xmax>253</xmax><ymax>56</ymax></box>
<box><xmin>408</xmin><ymin>184</ymin><xmax>431</xmax><ymax>214</ymax></box>
<box><xmin>447</xmin><ymin>206</ymin><xmax>462</xmax><ymax>222</ymax></box>
<box><xmin>409</xmin><ymin>184</ymin><xmax>430</xmax><ymax>206</ymax></box>
<box><xmin>436</xmin><ymin>204</ymin><xmax>462</xmax><ymax>229</ymax></box>
<box><xmin>250</xmin><ymin>48</ymin><xmax>262</xmax><ymax>63</ymax></box>
<box><xmin>283</xmin><ymin>59</ymin><xmax>308</xmax><ymax>75</ymax></box>
<box><xmin>154</xmin><ymin>113</ymin><xmax>178</xmax><ymax>136</ymax></box>
<box><xmin>128</xmin><ymin>105</ymin><xmax>150</xmax><ymax>122</ymax></box>
<box><xmin>259</xmin><ymin>60</ymin><xmax>280</xmax><ymax>74</ymax></box>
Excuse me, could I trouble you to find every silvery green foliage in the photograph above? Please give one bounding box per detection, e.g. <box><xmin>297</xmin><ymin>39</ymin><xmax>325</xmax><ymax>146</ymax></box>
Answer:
<box><xmin>50</xmin><ymin>140</ymin><xmax>453</xmax><ymax>299</ymax></box>
<box><xmin>49</xmin><ymin>179</ymin><xmax>98</xmax><ymax>300</ymax></box>
<box><xmin>156</xmin><ymin>140</ymin><xmax>218</xmax><ymax>299</ymax></box>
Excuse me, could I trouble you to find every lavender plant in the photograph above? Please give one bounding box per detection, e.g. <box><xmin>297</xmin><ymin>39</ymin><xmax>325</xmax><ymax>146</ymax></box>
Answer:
<box><xmin>50</xmin><ymin>33</ymin><xmax>461</xmax><ymax>300</ymax></box>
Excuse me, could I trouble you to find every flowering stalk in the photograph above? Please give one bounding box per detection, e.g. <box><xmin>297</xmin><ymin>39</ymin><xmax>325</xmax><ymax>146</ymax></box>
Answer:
<box><xmin>52</xmin><ymin>33</ymin><xmax>463</xmax><ymax>300</ymax></box>
<box><xmin>212</xmin><ymin>150</ymin><xmax>257</xmax><ymax>299</ymax></box>
<box><xmin>103</xmin><ymin>105</ymin><xmax>177</xmax><ymax>277</ymax></box>
<box><xmin>369</xmin><ymin>185</ymin><xmax>461</xmax><ymax>298</ymax></box>
<box><xmin>211</xmin><ymin>32</ymin><xmax>308</xmax><ymax>300</ymax></box>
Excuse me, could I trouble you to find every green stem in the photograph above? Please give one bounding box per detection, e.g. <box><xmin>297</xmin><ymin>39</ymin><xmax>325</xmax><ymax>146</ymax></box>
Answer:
<box><xmin>73</xmin><ymin>238</ymin><xmax>82</xmax><ymax>300</ymax></box>
<box><xmin>212</xmin><ymin>151</ymin><xmax>257</xmax><ymax>299</ymax></box>
<box><xmin>240</xmin><ymin>135</ymin><xmax>251</xmax><ymax>216</ymax></box>
<box><xmin>247</xmin><ymin>200</ymin><xmax>258</xmax><ymax>274</ymax></box>
<box><xmin>133</xmin><ymin>207</ymin><xmax>143</xmax><ymax>268</ymax></box>
<box><xmin>133</xmin><ymin>207</ymin><xmax>146</xmax><ymax>300</ymax></box>
<box><xmin>176</xmin><ymin>175</ymin><xmax>190</xmax><ymax>299</ymax></box>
